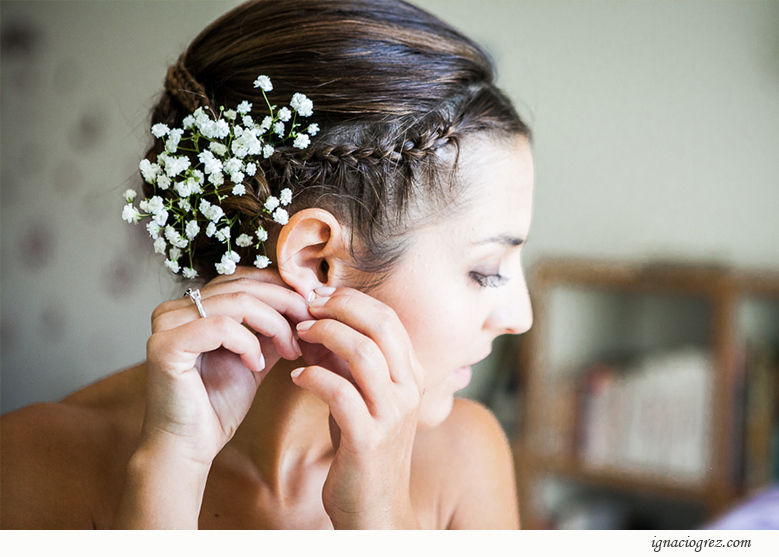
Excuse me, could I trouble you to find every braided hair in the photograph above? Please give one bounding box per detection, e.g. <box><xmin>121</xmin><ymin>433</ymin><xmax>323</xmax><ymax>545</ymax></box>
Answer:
<box><xmin>143</xmin><ymin>0</ymin><xmax>530</xmax><ymax>282</ymax></box>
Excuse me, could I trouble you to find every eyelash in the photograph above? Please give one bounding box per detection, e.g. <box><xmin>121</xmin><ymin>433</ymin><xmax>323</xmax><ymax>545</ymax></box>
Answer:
<box><xmin>470</xmin><ymin>271</ymin><xmax>509</xmax><ymax>289</ymax></box>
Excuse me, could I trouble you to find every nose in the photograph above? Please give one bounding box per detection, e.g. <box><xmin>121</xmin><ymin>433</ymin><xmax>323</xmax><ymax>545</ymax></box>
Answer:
<box><xmin>485</xmin><ymin>271</ymin><xmax>533</xmax><ymax>336</ymax></box>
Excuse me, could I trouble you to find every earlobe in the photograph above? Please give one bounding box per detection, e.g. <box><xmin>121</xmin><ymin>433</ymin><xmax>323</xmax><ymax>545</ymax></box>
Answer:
<box><xmin>276</xmin><ymin>208</ymin><xmax>348</xmax><ymax>299</ymax></box>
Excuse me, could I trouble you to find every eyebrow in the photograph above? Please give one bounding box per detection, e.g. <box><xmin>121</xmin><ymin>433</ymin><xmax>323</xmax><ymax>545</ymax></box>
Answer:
<box><xmin>472</xmin><ymin>234</ymin><xmax>525</xmax><ymax>247</ymax></box>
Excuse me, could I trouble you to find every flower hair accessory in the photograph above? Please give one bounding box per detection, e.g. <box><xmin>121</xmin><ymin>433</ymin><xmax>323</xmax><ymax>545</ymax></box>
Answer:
<box><xmin>122</xmin><ymin>75</ymin><xmax>318</xmax><ymax>279</ymax></box>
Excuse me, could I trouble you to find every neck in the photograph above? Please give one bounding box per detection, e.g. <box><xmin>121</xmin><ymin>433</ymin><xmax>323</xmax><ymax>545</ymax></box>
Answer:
<box><xmin>227</xmin><ymin>357</ymin><xmax>334</xmax><ymax>493</ymax></box>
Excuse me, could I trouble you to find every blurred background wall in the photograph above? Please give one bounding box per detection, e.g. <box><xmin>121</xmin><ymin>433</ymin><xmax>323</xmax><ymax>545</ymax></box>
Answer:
<box><xmin>2</xmin><ymin>0</ymin><xmax>778</xmax><ymax>412</ymax></box>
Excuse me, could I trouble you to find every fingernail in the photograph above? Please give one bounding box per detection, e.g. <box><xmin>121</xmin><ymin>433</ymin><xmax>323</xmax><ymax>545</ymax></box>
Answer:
<box><xmin>308</xmin><ymin>295</ymin><xmax>329</xmax><ymax>308</ymax></box>
<box><xmin>290</xmin><ymin>367</ymin><xmax>304</xmax><ymax>379</ymax></box>
<box><xmin>315</xmin><ymin>286</ymin><xmax>336</xmax><ymax>296</ymax></box>
<box><xmin>307</xmin><ymin>291</ymin><xmax>316</xmax><ymax>303</ymax></box>
<box><xmin>258</xmin><ymin>353</ymin><xmax>266</xmax><ymax>371</ymax></box>
<box><xmin>291</xmin><ymin>337</ymin><xmax>302</xmax><ymax>357</ymax></box>
<box><xmin>296</xmin><ymin>320</ymin><xmax>315</xmax><ymax>332</ymax></box>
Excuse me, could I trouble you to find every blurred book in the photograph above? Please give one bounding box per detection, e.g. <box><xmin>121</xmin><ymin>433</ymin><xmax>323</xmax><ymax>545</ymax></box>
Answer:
<box><xmin>574</xmin><ymin>347</ymin><xmax>713</xmax><ymax>482</ymax></box>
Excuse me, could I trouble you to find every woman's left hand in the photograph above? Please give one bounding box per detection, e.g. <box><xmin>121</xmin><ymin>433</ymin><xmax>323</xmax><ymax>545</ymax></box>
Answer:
<box><xmin>291</xmin><ymin>287</ymin><xmax>424</xmax><ymax>529</ymax></box>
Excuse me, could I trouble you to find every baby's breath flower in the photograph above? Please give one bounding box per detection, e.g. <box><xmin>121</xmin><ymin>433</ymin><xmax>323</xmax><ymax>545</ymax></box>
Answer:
<box><xmin>185</xmin><ymin>220</ymin><xmax>200</xmax><ymax>240</ymax></box>
<box><xmin>169</xmin><ymin>246</ymin><xmax>182</xmax><ymax>261</ymax></box>
<box><xmin>254</xmin><ymin>75</ymin><xmax>273</xmax><ymax>92</ymax></box>
<box><xmin>277</xmin><ymin>107</ymin><xmax>292</xmax><ymax>122</ymax></box>
<box><xmin>215</xmin><ymin>252</ymin><xmax>238</xmax><ymax>275</ymax></box>
<box><xmin>290</xmin><ymin>93</ymin><xmax>313</xmax><ymax>117</ymax></box>
<box><xmin>151</xmin><ymin>123</ymin><xmax>170</xmax><ymax>138</ymax></box>
<box><xmin>259</xmin><ymin>116</ymin><xmax>272</xmax><ymax>133</ymax></box>
<box><xmin>224</xmin><ymin>109</ymin><xmax>237</xmax><ymax>121</ymax></box>
<box><xmin>264</xmin><ymin>196</ymin><xmax>279</xmax><ymax>212</ymax></box>
<box><xmin>198</xmin><ymin>150</ymin><xmax>222</xmax><ymax>175</ymax></box>
<box><xmin>174</xmin><ymin>180</ymin><xmax>192</xmax><ymax>198</ymax></box>
<box><xmin>122</xmin><ymin>204</ymin><xmax>142</xmax><ymax>223</ymax></box>
<box><xmin>262</xmin><ymin>144</ymin><xmax>275</xmax><ymax>158</ymax></box>
<box><xmin>208</xmin><ymin>172</ymin><xmax>225</xmax><ymax>186</ymax></box>
<box><xmin>166</xmin><ymin>129</ymin><xmax>184</xmax><ymax>153</ymax></box>
<box><xmin>153</xmin><ymin>236</ymin><xmax>166</xmax><ymax>254</ymax></box>
<box><xmin>242</xmin><ymin>115</ymin><xmax>254</xmax><ymax>127</ymax></box>
<box><xmin>273</xmin><ymin>208</ymin><xmax>289</xmax><ymax>225</ymax></box>
<box><xmin>139</xmin><ymin>159</ymin><xmax>159</xmax><ymax>184</ymax></box>
<box><xmin>307</xmin><ymin>123</ymin><xmax>319</xmax><ymax>136</ymax></box>
<box><xmin>146</xmin><ymin>196</ymin><xmax>165</xmax><ymax>214</ymax></box>
<box><xmin>147</xmin><ymin>221</ymin><xmax>161</xmax><ymax>238</ymax></box>
<box><xmin>293</xmin><ymin>133</ymin><xmax>310</xmax><ymax>149</ymax></box>
<box><xmin>165</xmin><ymin>155</ymin><xmax>190</xmax><ymax>178</ymax></box>
<box><xmin>232</xmin><ymin>129</ymin><xmax>262</xmax><ymax>158</ymax></box>
<box><xmin>182</xmin><ymin>114</ymin><xmax>195</xmax><ymax>129</ymax></box>
<box><xmin>245</xmin><ymin>162</ymin><xmax>257</xmax><ymax>176</ymax></box>
<box><xmin>232</xmin><ymin>183</ymin><xmax>246</xmax><ymax>196</ymax></box>
<box><xmin>237</xmin><ymin>101</ymin><xmax>252</xmax><ymax>114</ymax></box>
<box><xmin>214</xmin><ymin>119</ymin><xmax>230</xmax><ymax>139</ymax></box>
<box><xmin>209</xmin><ymin>142</ymin><xmax>227</xmax><ymax>157</ymax></box>
<box><xmin>178</xmin><ymin>198</ymin><xmax>191</xmax><ymax>211</ymax></box>
<box><xmin>224</xmin><ymin>158</ymin><xmax>243</xmax><ymax>175</ymax></box>
<box><xmin>256</xmin><ymin>226</ymin><xmax>268</xmax><ymax>242</ymax></box>
<box><xmin>182</xmin><ymin>267</ymin><xmax>198</xmax><ymax>279</ymax></box>
<box><xmin>165</xmin><ymin>225</ymin><xmax>188</xmax><ymax>249</ymax></box>
<box><xmin>157</xmin><ymin>175</ymin><xmax>171</xmax><ymax>190</ymax></box>
<box><xmin>254</xmin><ymin>255</ymin><xmax>271</xmax><ymax>269</ymax></box>
<box><xmin>273</xmin><ymin>122</ymin><xmax>285</xmax><ymax>136</ymax></box>
<box><xmin>280</xmin><ymin>188</ymin><xmax>293</xmax><ymax>206</ymax></box>
<box><xmin>205</xmin><ymin>222</ymin><xmax>217</xmax><ymax>237</ymax></box>
<box><xmin>165</xmin><ymin>259</ymin><xmax>180</xmax><ymax>274</ymax></box>
<box><xmin>215</xmin><ymin>226</ymin><xmax>231</xmax><ymax>244</ymax></box>
<box><xmin>124</xmin><ymin>189</ymin><xmax>137</xmax><ymax>203</ymax></box>
<box><xmin>153</xmin><ymin>209</ymin><xmax>168</xmax><ymax>227</ymax></box>
<box><xmin>236</xmin><ymin>234</ymin><xmax>253</xmax><ymax>248</ymax></box>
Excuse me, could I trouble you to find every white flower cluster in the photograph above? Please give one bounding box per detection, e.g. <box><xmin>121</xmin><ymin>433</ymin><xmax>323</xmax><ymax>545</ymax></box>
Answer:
<box><xmin>122</xmin><ymin>75</ymin><xmax>316</xmax><ymax>279</ymax></box>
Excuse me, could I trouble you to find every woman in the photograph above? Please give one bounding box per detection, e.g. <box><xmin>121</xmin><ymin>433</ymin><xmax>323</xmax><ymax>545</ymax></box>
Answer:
<box><xmin>1</xmin><ymin>0</ymin><xmax>533</xmax><ymax>529</ymax></box>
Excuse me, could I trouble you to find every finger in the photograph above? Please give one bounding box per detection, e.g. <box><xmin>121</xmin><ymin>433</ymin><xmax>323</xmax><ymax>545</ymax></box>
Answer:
<box><xmin>154</xmin><ymin>292</ymin><xmax>301</xmax><ymax>361</ymax></box>
<box><xmin>295</xmin><ymin>318</ymin><xmax>392</xmax><ymax>411</ymax></box>
<box><xmin>307</xmin><ymin>288</ymin><xmax>417</xmax><ymax>385</ymax></box>
<box><xmin>290</xmin><ymin>365</ymin><xmax>372</xmax><ymax>435</ymax></box>
<box><xmin>202</xmin><ymin>278</ymin><xmax>313</xmax><ymax>324</ymax></box>
<box><xmin>207</xmin><ymin>265</ymin><xmax>289</xmax><ymax>288</ymax></box>
<box><xmin>159</xmin><ymin>277</ymin><xmax>313</xmax><ymax>325</ymax></box>
<box><xmin>149</xmin><ymin>315</ymin><xmax>265</xmax><ymax>375</ymax></box>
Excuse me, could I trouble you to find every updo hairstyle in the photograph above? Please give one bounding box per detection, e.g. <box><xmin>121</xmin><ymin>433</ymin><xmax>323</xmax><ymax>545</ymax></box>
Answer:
<box><xmin>142</xmin><ymin>0</ymin><xmax>531</xmax><ymax>283</ymax></box>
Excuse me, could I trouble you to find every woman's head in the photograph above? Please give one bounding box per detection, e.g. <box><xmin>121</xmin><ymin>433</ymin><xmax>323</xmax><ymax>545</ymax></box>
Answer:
<box><xmin>144</xmin><ymin>0</ymin><xmax>531</xmax><ymax>284</ymax></box>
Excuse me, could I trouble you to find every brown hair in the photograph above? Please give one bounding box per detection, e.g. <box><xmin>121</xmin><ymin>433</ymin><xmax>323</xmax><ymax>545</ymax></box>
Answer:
<box><xmin>143</xmin><ymin>0</ymin><xmax>530</xmax><ymax>283</ymax></box>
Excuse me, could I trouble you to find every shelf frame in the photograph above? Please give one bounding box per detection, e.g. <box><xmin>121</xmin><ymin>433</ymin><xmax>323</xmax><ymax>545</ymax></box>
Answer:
<box><xmin>515</xmin><ymin>258</ymin><xmax>779</xmax><ymax>529</ymax></box>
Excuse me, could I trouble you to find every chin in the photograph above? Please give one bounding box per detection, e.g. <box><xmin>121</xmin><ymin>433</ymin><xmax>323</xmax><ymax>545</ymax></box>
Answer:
<box><xmin>416</xmin><ymin>393</ymin><xmax>456</xmax><ymax>428</ymax></box>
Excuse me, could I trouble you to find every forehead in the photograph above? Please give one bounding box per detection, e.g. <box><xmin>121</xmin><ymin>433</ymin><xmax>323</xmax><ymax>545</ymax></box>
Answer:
<box><xmin>401</xmin><ymin>134</ymin><xmax>534</xmax><ymax>266</ymax></box>
<box><xmin>441</xmin><ymin>134</ymin><xmax>534</xmax><ymax>240</ymax></box>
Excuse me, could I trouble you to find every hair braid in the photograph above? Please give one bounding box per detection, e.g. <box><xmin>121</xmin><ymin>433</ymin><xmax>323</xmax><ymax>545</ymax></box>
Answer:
<box><xmin>164</xmin><ymin>55</ymin><xmax>211</xmax><ymax>114</ymax></box>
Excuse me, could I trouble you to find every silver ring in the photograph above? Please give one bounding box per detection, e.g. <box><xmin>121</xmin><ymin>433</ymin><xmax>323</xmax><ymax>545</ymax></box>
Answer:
<box><xmin>185</xmin><ymin>288</ymin><xmax>207</xmax><ymax>318</ymax></box>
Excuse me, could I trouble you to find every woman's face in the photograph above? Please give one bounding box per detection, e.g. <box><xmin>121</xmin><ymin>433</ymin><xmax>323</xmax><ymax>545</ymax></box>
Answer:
<box><xmin>367</xmin><ymin>135</ymin><xmax>535</xmax><ymax>427</ymax></box>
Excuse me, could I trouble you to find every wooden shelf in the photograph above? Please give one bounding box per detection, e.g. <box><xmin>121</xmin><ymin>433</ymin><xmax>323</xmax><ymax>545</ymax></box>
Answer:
<box><xmin>520</xmin><ymin>448</ymin><xmax>709</xmax><ymax>503</ymax></box>
<box><xmin>515</xmin><ymin>258</ymin><xmax>779</xmax><ymax>529</ymax></box>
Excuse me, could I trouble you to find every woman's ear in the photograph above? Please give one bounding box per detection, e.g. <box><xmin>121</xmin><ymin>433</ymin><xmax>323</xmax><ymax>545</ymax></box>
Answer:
<box><xmin>276</xmin><ymin>208</ymin><xmax>349</xmax><ymax>299</ymax></box>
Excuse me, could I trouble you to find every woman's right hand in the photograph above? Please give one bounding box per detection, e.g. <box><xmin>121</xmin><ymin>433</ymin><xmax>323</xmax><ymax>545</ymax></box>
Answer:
<box><xmin>141</xmin><ymin>266</ymin><xmax>311</xmax><ymax>466</ymax></box>
<box><xmin>114</xmin><ymin>266</ymin><xmax>311</xmax><ymax>528</ymax></box>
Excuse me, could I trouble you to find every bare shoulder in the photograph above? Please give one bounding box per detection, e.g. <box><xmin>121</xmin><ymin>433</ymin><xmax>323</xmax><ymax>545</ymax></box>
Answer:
<box><xmin>0</xmin><ymin>365</ymin><xmax>145</xmax><ymax>529</ymax></box>
<box><xmin>413</xmin><ymin>398</ymin><xmax>519</xmax><ymax>529</ymax></box>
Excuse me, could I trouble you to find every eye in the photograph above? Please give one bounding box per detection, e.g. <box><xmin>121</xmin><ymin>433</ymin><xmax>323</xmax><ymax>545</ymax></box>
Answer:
<box><xmin>470</xmin><ymin>271</ymin><xmax>509</xmax><ymax>289</ymax></box>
